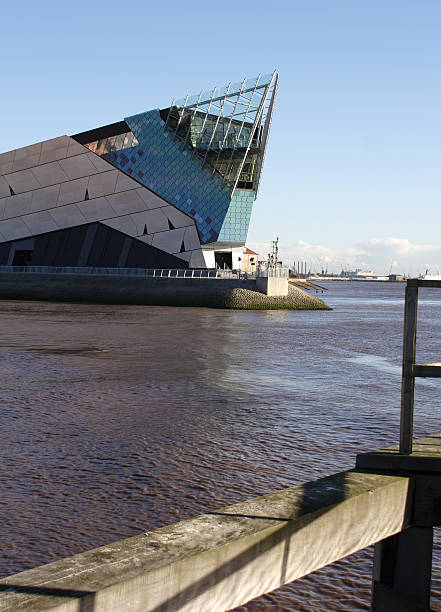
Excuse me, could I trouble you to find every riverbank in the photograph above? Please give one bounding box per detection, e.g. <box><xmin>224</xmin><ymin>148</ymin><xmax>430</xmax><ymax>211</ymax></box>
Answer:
<box><xmin>0</xmin><ymin>272</ymin><xmax>330</xmax><ymax>310</ymax></box>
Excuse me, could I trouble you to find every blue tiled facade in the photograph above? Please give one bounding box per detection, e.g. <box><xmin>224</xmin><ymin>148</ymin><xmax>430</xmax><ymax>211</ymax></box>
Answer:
<box><xmin>102</xmin><ymin>109</ymin><xmax>232</xmax><ymax>244</ymax></box>
<box><xmin>218</xmin><ymin>189</ymin><xmax>256</xmax><ymax>242</ymax></box>
<box><xmin>75</xmin><ymin>73</ymin><xmax>278</xmax><ymax>251</ymax></box>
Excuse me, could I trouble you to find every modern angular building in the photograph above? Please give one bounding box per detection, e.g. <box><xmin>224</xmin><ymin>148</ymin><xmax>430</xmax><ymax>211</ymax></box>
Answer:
<box><xmin>0</xmin><ymin>71</ymin><xmax>278</xmax><ymax>269</ymax></box>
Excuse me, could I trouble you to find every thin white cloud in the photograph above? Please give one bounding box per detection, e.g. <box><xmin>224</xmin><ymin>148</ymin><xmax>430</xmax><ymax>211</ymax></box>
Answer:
<box><xmin>356</xmin><ymin>237</ymin><xmax>441</xmax><ymax>256</ymax></box>
<box><xmin>247</xmin><ymin>238</ymin><xmax>441</xmax><ymax>276</ymax></box>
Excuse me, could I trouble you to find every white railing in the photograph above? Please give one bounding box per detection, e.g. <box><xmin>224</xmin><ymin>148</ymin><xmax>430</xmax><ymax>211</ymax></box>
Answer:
<box><xmin>256</xmin><ymin>265</ymin><xmax>289</xmax><ymax>278</ymax></box>
<box><xmin>0</xmin><ymin>265</ymin><xmax>254</xmax><ymax>279</ymax></box>
<box><xmin>0</xmin><ymin>265</ymin><xmax>289</xmax><ymax>279</ymax></box>
<box><xmin>0</xmin><ymin>265</ymin><xmax>215</xmax><ymax>278</ymax></box>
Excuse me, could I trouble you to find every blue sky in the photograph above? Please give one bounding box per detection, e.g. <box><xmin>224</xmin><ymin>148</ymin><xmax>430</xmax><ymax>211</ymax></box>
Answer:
<box><xmin>1</xmin><ymin>1</ymin><xmax>440</xmax><ymax>275</ymax></box>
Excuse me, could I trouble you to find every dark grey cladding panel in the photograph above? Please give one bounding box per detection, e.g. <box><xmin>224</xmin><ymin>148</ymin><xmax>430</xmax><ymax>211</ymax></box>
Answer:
<box><xmin>0</xmin><ymin>243</ymin><xmax>10</xmax><ymax>264</ymax></box>
<box><xmin>77</xmin><ymin>224</ymin><xmax>98</xmax><ymax>266</ymax></box>
<box><xmin>125</xmin><ymin>240</ymin><xmax>184</xmax><ymax>269</ymax></box>
<box><xmin>60</xmin><ymin>226</ymin><xmax>91</xmax><ymax>265</ymax></box>
<box><xmin>32</xmin><ymin>225</ymin><xmax>89</xmax><ymax>266</ymax></box>
<box><xmin>87</xmin><ymin>224</ymin><xmax>126</xmax><ymax>267</ymax></box>
<box><xmin>0</xmin><ymin>223</ymin><xmax>188</xmax><ymax>269</ymax></box>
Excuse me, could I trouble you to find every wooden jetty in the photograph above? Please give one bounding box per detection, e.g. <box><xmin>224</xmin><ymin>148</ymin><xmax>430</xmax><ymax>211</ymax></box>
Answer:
<box><xmin>0</xmin><ymin>279</ymin><xmax>440</xmax><ymax>611</ymax></box>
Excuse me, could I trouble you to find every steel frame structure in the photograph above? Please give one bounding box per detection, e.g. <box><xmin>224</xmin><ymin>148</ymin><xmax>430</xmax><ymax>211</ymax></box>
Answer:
<box><xmin>162</xmin><ymin>71</ymin><xmax>278</xmax><ymax>196</ymax></box>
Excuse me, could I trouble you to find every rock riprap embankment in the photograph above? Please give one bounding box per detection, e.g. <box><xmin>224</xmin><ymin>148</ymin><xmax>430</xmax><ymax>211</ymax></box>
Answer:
<box><xmin>220</xmin><ymin>284</ymin><xmax>329</xmax><ymax>309</ymax></box>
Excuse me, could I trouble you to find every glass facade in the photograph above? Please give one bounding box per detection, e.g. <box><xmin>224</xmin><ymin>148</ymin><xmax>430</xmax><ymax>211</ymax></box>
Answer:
<box><xmin>82</xmin><ymin>72</ymin><xmax>278</xmax><ymax>245</ymax></box>
<box><xmin>101</xmin><ymin>109</ymin><xmax>231</xmax><ymax>244</ymax></box>
<box><xmin>84</xmin><ymin>131</ymin><xmax>139</xmax><ymax>156</ymax></box>
<box><xmin>218</xmin><ymin>189</ymin><xmax>255</xmax><ymax>242</ymax></box>
<box><xmin>159</xmin><ymin>72</ymin><xmax>276</xmax><ymax>195</ymax></box>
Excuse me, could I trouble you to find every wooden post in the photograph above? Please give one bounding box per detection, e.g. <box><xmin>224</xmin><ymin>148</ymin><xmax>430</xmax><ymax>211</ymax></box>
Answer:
<box><xmin>400</xmin><ymin>283</ymin><xmax>418</xmax><ymax>455</ymax></box>
<box><xmin>372</xmin><ymin>527</ymin><xmax>433</xmax><ymax>611</ymax></box>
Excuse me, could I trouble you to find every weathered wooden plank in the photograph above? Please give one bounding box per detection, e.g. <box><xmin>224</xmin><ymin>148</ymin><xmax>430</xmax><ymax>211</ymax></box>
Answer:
<box><xmin>411</xmin><ymin>446</ymin><xmax>441</xmax><ymax>455</ymax></box>
<box><xmin>413</xmin><ymin>364</ymin><xmax>441</xmax><ymax>378</ymax></box>
<box><xmin>376</xmin><ymin>444</ymin><xmax>441</xmax><ymax>455</ymax></box>
<box><xmin>0</xmin><ymin>471</ymin><xmax>411</xmax><ymax>612</ymax></box>
<box><xmin>408</xmin><ymin>279</ymin><xmax>441</xmax><ymax>289</ymax></box>
<box><xmin>414</xmin><ymin>475</ymin><xmax>441</xmax><ymax>526</ymax></box>
<box><xmin>400</xmin><ymin>284</ymin><xmax>418</xmax><ymax>454</ymax></box>
<box><xmin>375</xmin><ymin>436</ymin><xmax>441</xmax><ymax>449</ymax></box>
<box><xmin>357</xmin><ymin>452</ymin><xmax>441</xmax><ymax>472</ymax></box>
<box><xmin>372</xmin><ymin>527</ymin><xmax>433</xmax><ymax>611</ymax></box>
<box><xmin>357</xmin><ymin>432</ymin><xmax>441</xmax><ymax>472</ymax></box>
<box><xmin>372</xmin><ymin>581</ymin><xmax>430</xmax><ymax>611</ymax></box>
<box><xmin>412</xmin><ymin>436</ymin><xmax>441</xmax><ymax>445</ymax></box>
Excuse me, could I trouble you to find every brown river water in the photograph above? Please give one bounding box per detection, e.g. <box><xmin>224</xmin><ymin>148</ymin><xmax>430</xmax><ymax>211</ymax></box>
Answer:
<box><xmin>1</xmin><ymin>281</ymin><xmax>441</xmax><ymax>610</ymax></box>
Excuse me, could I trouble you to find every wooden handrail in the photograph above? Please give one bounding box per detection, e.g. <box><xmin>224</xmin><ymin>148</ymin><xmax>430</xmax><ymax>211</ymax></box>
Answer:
<box><xmin>400</xmin><ymin>279</ymin><xmax>441</xmax><ymax>454</ymax></box>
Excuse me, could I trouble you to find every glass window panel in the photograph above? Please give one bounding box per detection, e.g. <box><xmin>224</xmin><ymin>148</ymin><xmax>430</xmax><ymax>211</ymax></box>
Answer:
<box><xmin>123</xmin><ymin>133</ymin><xmax>131</xmax><ymax>148</ymax></box>
<box><xmin>186</xmin><ymin>95</ymin><xmax>200</xmax><ymax>106</ymax></box>
<box><xmin>84</xmin><ymin>131</ymin><xmax>138</xmax><ymax>156</ymax></box>
<box><xmin>215</xmin><ymin>86</ymin><xmax>229</xmax><ymax>98</ymax></box>
<box><xmin>200</xmin><ymin>90</ymin><xmax>214</xmax><ymax>104</ymax></box>
<box><xmin>259</xmin><ymin>72</ymin><xmax>274</xmax><ymax>86</ymax></box>
<box><xmin>229</xmin><ymin>82</ymin><xmax>243</xmax><ymax>95</ymax></box>
<box><xmin>95</xmin><ymin>139</ymin><xmax>107</xmax><ymax>155</ymax></box>
<box><xmin>244</xmin><ymin>76</ymin><xmax>259</xmax><ymax>89</ymax></box>
<box><xmin>111</xmin><ymin>133</ymin><xmax>125</xmax><ymax>151</ymax></box>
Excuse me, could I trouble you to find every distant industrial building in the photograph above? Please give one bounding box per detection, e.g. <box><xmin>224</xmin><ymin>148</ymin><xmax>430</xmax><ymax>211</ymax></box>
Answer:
<box><xmin>0</xmin><ymin>72</ymin><xmax>278</xmax><ymax>269</ymax></box>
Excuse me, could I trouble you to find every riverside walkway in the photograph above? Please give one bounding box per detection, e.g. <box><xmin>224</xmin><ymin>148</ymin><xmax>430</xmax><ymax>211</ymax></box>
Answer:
<box><xmin>0</xmin><ymin>279</ymin><xmax>439</xmax><ymax>611</ymax></box>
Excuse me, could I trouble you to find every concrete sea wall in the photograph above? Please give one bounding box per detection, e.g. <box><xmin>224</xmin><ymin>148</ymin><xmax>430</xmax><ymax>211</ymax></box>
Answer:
<box><xmin>0</xmin><ymin>273</ymin><xmax>330</xmax><ymax>310</ymax></box>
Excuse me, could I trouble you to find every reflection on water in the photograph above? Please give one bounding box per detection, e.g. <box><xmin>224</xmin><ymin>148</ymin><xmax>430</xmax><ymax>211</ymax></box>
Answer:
<box><xmin>0</xmin><ymin>282</ymin><xmax>441</xmax><ymax>610</ymax></box>
<box><xmin>346</xmin><ymin>353</ymin><xmax>402</xmax><ymax>376</ymax></box>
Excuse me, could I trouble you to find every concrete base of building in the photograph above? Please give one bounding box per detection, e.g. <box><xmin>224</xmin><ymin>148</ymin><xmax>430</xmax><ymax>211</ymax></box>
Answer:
<box><xmin>256</xmin><ymin>276</ymin><xmax>289</xmax><ymax>296</ymax></box>
<box><xmin>0</xmin><ymin>273</ymin><xmax>329</xmax><ymax>310</ymax></box>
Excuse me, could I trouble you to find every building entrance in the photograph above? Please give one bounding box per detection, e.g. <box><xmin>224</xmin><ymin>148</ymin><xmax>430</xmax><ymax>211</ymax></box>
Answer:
<box><xmin>214</xmin><ymin>252</ymin><xmax>233</xmax><ymax>270</ymax></box>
